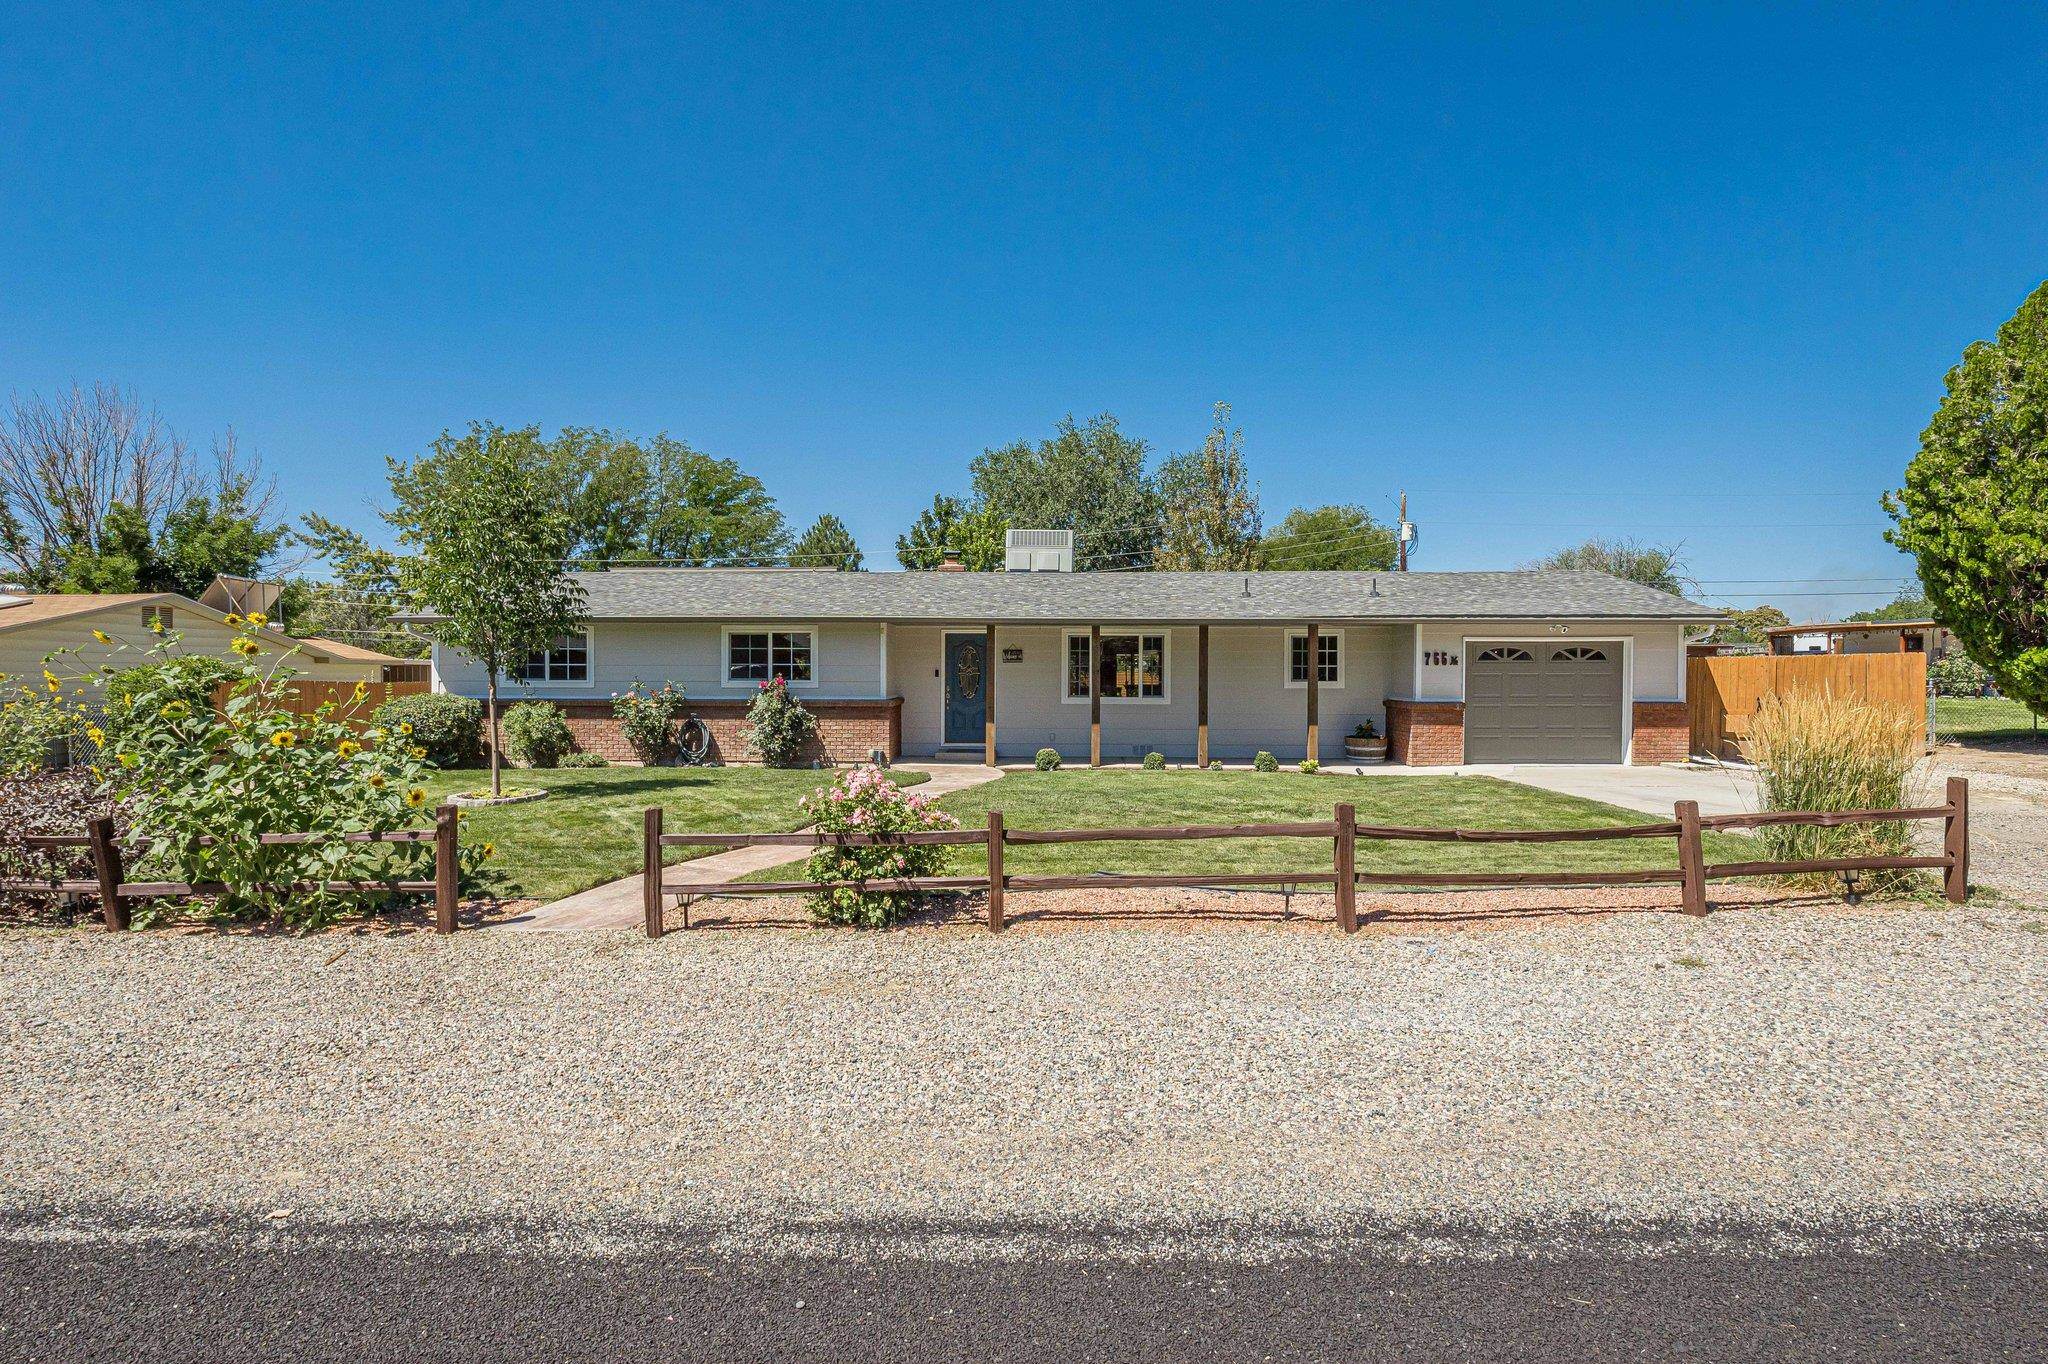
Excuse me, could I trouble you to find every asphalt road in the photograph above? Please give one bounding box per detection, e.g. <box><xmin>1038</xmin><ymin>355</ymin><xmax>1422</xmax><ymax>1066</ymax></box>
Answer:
<box><xmin>5</xmin><ymin>1217</ymin><xmax>2046</xmax><ymax>1363</ymax></box>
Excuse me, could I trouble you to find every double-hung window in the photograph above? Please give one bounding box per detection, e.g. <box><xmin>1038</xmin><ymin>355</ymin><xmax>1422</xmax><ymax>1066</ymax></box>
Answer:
<box><xmin>516</xmin><ymin>631</ymin><xmax>590</xmax><ymax>683</ymax></box>
<box><xmin>1285</xmin><ymin>630</ymin><xmax>1342</xmax><ymax>687</ymax></box>
<box><xmin>1065</xmin><ymin>631</ymin><xmax>1167</xmax><ymax>701</ymax></box>
<box><xmin>726</xmin><ymin>629</ymin><xmax>814</xmax><ymax>685</ymax></box>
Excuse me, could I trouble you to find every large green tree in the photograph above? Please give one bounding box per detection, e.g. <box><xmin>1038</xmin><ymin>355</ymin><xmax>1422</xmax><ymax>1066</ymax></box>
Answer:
<box><xmin>790</xmin><ymin>513</ymin><xmax>864</xmax><ymax>570</ymax></box>
<box><xmin>1846</xmin><ymin>591</ymin><xmax>1933</xmax><ymax>624</ymax></box>
<box><xmin>278</xmin><ymin>512</ymin><xmax>426</xmax><ymax>658</ymax></box>
<box><xmin>1527</xmin><ymin>537</ymin><xmax>1694</xmax><ymax>595</ymax></box>
<box><xmin>970</xmin><ymin>414</ymin><xmax>1160</xmax><ymax>570</ymax></box>
<box><xmin>49</xmin><ymin>477</ymin><xmax>285</xmax><ymax>596</ymax></box>
<box><xmin>895</xmin><ymin>494</ymin><xmax>1006</xmax><ymax>570</ymax></box>
<box><xmin>1155</xmin><ymin>403</ymin><xmax>1262</xmax><ymax>570</ymax></box>
<box><xmin>1717</xmin><ymin>604</ymin><xmax>1791</xmax><ymax>644</ymax></box>
<box><xmin>1886</xmin><ymin>280</ymin><xmax>2048</xmax><ymax>716</ymax></box>
<box><xmin>386</xmin><ymin>422</ymin><xmax>586</xmax><ymax>796</ymax></box>
<box><xmin>541</xmin><ymin>428</ymin><xmax>791</xmax><ymax>567</ymax></box>
<box><xmin>1259</xmin><ymin>505</ymin><xmax>1397</xmax><ymax>571</ymax></box>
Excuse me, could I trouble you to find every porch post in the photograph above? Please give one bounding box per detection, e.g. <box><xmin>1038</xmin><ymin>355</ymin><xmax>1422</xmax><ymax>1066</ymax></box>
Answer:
<box><xmin>1089</xmin><ymin>623</ymin><xmax>1102</xmax><ymax>767</ymax></box>
<box><xmin>1196</xmin><ymin>624</ymin><xmax>1210</xmax><ymax>768</ymax></box>
<box><xmin>1305</xmin><ymin>622</ymin><xmax>1320</xmax><ymax>765</ymax></box>
<box><xmin>983</xmin><ymin>623</ymin><xmax>998</xmax><ymax>766</ymax></box>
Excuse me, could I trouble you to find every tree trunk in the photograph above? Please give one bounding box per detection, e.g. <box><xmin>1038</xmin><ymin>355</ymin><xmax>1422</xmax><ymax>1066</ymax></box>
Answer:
<box><xmin>487</xmin><ymin>674</ymin><xmax>502</xmax><ymax>798</ymax></box>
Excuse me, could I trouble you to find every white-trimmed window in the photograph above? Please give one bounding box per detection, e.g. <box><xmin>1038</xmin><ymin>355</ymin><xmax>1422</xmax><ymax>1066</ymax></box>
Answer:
<box><xmin>725</xmin><ymin>628</ymin><xmax>815</xmax><ymax>685</ymax></box>
<box><xmin>1284</xmin><ymin>629</ymin><xmax>1343</xmax><ymax>688</ymax></box>
<box><xmin>1064</xmin><ymin>631</ymin><xmax>1167</xmax><ymax>702</ymax></box>
<box><xmin>516</xmin><ymin>631</ymin><xmax>590</xmax><ymax>683</ymax></box>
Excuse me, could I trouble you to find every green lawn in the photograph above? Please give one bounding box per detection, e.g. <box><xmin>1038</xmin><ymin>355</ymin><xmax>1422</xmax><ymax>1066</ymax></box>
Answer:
<box><xmin>419</xmin><ymin>766</ymin><xmax>926</xmax><ymax>903</ymax></box>
<box><xmin>1936</xmin><ymin>696</ymin><xmax>2043</xmax><ymax>743</ymax></box>
<box><xmin>929</xmin><ymin>771</ymin><xmax>1748</xmax><ymax>881</ymax></box>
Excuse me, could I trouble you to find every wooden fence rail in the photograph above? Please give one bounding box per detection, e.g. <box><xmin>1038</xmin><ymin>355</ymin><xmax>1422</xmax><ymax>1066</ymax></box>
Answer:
<box><xmin>643</xmin><ymin>779</ymin><xmax>1972</xmax><ymax>937</ymax></box>
<box><xmin>1</xmin><ymin>805</ymin><xmax>463</xmax><ymax>933</ymax></box>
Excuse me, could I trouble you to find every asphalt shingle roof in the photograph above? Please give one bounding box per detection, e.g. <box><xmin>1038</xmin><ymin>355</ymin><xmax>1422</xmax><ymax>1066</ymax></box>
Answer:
<box><xmin>555</xmin><ymin>569</ymin><xmax>1722</xmax><ymax>624</ymax></box>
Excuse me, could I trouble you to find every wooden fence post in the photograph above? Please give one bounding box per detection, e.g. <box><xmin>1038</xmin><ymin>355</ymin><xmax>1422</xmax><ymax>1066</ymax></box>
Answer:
<box><xmin>986</xmin><ymin>810</ymin><xmax>1006</xmax><ymax>932</ymax></box>
<box><xmin>1333</xmin><ymin>802</ymin><xmax>1358</xmax><ymax>933</ymax></box>
<box><xmin>86</xmin><ymin>816</ymin><xmax>129</xmax><ymax>932</ymax></box>
<box><xmin>1944</xmin><ymin>776</ymin><xmax>1969</xmax><ymax>905</ymax></box>
<box><xmin>434</xmin><ymin>803</ymin><xmax>459</xmax><ymax>934</ymax></box>
<box><xmin>644</xmin><ymin>807</ymin><xmax>665</xmax><ymax>938</ymax></box>
<box><xmin>1675</xmin><ymin>800</ymin><xmax>1708</xmax><ymax>917</ymax></box>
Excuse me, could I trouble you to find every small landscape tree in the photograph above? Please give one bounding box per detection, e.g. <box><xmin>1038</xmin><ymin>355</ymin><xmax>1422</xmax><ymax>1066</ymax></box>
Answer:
<box><xmin>386</xmin><ymin>422</ymin><xmax>586</xmax><ymax>796</ymax></box>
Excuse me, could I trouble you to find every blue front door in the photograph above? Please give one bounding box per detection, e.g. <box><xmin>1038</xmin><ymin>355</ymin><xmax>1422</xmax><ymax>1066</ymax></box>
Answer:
<box><xmin>943</xmin><ymin>634</ymin><xmax>987</xmax><ymax>746</ymax></box>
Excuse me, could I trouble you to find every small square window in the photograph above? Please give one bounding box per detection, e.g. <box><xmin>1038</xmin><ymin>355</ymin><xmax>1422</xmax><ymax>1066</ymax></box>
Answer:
<box><xmin>1286</xmin><ymin>631</ymin><xmax>1341</xmax><ymax>685</ymax></box>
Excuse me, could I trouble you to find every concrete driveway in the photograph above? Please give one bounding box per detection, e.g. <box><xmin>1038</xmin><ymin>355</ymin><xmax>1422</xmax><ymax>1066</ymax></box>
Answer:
<box><xmin>1488</xmin><ymin>763</ymin><xmax>1760</xmax><ymax>818</ymax></box>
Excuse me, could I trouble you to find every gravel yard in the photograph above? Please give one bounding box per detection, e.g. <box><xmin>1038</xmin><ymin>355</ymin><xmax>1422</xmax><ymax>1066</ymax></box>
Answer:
<box><xmin>5</xmin><ymin>903</ymin><xmax>2045</xmax><ymax>1261</ymax></box>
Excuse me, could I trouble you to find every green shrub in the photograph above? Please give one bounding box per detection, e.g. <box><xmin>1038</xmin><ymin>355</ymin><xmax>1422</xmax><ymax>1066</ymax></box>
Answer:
<box><xmin>0</xmin><ymin>683</ymin><xmax>88</xmax><ymax>776</ymax></box>
<box><xmin>1142</xmin><ymin>751</ymin><xmax>1166</xmax><ymax>770</ymax></box>
<box><xmin>74</xmin><ymin>625</ymin><xmax>490</xmax><ymax>926</ymax></box>
<box><xmin>802</xmin><ymin>767</ymin><xmax>958</xmax><ymax>927</ymax></box>
<box><xmin>613</xmin><ymin>682</ymin><xmax>691</xmax><ymax>763</ymax></box>
<box><xmin>502</xmin><ymin>701</ymin><xmax>573</xmax><ymax>768</ymax></box>
<box><xmin>103</xmin><ymin>655</ymin><xmax>237</xmax><ymax>738</ymax></box>
<box><xmin>559</xmin><ymin>751</ymin><xmax>609</xmax><ymax>768</ymax></box>
<box><xmin>1928</xmin><ymin>652</ymin><xmax>1995</xmax><ymax>698</ymax></box>
<box><xmin>1208</xmin><ymin>759</ymin><xmax>1224</xmax><ymax>771</ymax></box>
<box><xmin>372</xmin><ymin>693</ymin><xmax>482</xmax><ymax>768</ymax></box>
<box><xmin>741</xmin><ymin>677</ymin><xmax>817</xmax><ymax>767</ymax></box>
<box><xmin>1747</xmin><ymin>691</ymin><xmax>1922</xmax><ymax>892</ymax></box>
<box><xmin>1253</xmin><ymin>751</ymin><xmax>1279</xmax><ymax>772</ymax></box>
<box><xmin>1035</xmin><ymin>747</ymin><xmax>1062</xmax><ymax>771</ymax></box>
<box><xmin>1299</xmin><ymin>758</ymin><xmax>1319</xmax><ymax>773</ymax></box>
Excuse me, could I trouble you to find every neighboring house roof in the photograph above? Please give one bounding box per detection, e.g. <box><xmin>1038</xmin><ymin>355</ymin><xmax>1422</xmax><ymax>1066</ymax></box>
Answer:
<box><xmin>1765</xmin><ymin>620</ymin><xmax>1941</xmax><ymax>635</ymax></box>
<box><xmin>296</xmin><ymin>636</ymin><xmax>413</xmax><ymax>664</ymax></box>
<box><xmin>475</xmin><ymin>568</ymin><xmax>1722</xmax><ymax>625</ymax></box>
<box><xmin>0</xmin><ymin>592</ymin><xmax>353</xmax><ymax>662</ymax></box>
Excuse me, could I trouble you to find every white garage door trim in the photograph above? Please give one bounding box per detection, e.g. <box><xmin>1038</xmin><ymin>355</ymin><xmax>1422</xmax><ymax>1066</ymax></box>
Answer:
<box><xmin>1460</xmin><ymin>635</ymin><xmax>1634</xmax><ymax>764</ymax></box>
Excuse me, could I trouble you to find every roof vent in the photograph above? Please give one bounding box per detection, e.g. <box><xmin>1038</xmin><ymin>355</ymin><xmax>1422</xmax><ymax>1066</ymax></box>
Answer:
<box><xmin>1004</xmin><ymin>528</ymin><xmax>1074</xmax><ymax>573</ymax></box>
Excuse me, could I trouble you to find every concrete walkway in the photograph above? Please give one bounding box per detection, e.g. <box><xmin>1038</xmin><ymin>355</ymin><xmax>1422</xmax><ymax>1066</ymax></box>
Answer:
<box><xmin>1311</xmin><ymin>760</ymin><xmax>1761</xmax><ymax>818</ymax></box>
<box><xmin>502</xmin><ymin>761</ymin><xmax>1004</xmax><ymax>931</ymax></box>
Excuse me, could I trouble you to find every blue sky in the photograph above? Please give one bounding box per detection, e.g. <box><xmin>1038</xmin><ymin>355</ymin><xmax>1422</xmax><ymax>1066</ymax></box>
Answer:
<box><xmin>4</xmin><ymin>3</ymin><xmax>2045</xmax><ymax>618</ymax></box>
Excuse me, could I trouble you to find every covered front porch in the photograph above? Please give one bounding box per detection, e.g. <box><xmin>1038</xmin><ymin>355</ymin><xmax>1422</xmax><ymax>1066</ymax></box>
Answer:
<box><xmin>887</xmin><ymin>621</ymin><xmax>1411</xmax><ymax>767</ymax></box>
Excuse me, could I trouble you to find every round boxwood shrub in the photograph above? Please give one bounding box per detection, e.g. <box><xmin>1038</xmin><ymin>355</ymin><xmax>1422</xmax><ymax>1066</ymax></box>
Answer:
<box><xmin>371</xmin><ymin>693</ymin><xmax>482</xmax><ymax>768</ymax></box>
<box><xmin>1141</xmin><ymin>751</ymin><xmax>1166</xmax><ymax>770</ymax></box>
<box><xmin>501</xmin><ymin>701</ymin><xmax>574</xmax><ymax>768</ymax></box>
<box><xmin>1035</xmin><ymin>747</ymin><xmax>1062</xmax><ymax>771</ymax></box>
<box><xmin>1253</xmin><ymin>751</ymin><xmax>1279</xmax><ymax>772</ymax></box>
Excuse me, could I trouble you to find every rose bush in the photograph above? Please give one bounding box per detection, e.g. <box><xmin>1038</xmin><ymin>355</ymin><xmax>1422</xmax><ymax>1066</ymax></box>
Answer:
<box><xmin>800</xmin><ymin>765</ymin><xmax>958</xmax><ymax>927</ymax></box>
<box><xmin>613</xmin><ymin>682</ymin><xmax>691</xmax><ymax>764</ymax></box>
<box><xmin>742</xmin><ymin>676</ymin><xmax>817</xmax><ymax>767</ymax></box>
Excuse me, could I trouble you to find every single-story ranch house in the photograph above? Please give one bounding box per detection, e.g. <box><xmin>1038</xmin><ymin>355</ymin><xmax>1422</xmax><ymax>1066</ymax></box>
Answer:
<box><xmin>429</xmin><ymin>553</ymin><xmax>1722</xmax><ymax>767</ymax></box>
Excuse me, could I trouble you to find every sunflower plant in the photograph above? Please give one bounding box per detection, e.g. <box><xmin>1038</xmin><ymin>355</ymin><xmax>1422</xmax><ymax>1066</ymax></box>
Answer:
<box><xmin>58</xmin><ymin>616</ymin><xmax>485</xmax><ymax>927</ymax></box>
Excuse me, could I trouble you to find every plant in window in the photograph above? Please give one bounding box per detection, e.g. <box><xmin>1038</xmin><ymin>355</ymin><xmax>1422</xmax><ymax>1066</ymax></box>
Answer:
<box><xmin>1034</xmin><ymin>747</ymin><xmax>1062</xmax><ymax>771</ymax></box>
<box><xmin>502</xmin><ymin>701</ymin><xmax>574</xmax><ymax>768</ymax></box>
<box><xmin>613</xmin><ymin>683</ymin><xmax>691</xmax><ymax>764</ymax></box>
<box><xmin>801</xmin><ymin>766</ymin><xmax>958</xmax><ymax>928</ymax></box>
<box><xmin>742</xmin><ymin>676</ymin><xmax>817</xmax><ymax>767</ymax></box>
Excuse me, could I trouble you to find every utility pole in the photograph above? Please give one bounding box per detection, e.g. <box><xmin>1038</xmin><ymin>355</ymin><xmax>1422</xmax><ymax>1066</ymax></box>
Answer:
<box><xmin>1397</xmin><ymin>491</ymin><xmax>1414</xmax><ymax>572</ymax></box>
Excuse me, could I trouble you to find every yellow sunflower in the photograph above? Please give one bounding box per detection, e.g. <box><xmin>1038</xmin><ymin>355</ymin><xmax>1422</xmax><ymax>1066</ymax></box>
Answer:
<box><xmin>337</xmin><ymin>740</ymin><xmax>362</xmax><ymax>759</ymax></box>
<box><xmin>480</xmin><ymin>842</ymin><xmax>497</xmax><ymax>860</ymax></box>
<box><xmin>230</xmin><ymin>637</ymin><xmax>260</xmax><ymax>657</ymax></box>
<box><xmin>245</xmin><ymin>611</ymin><xmax>268</xmax><ymax>628</ymax></box>
<box><xmin>160</xmin><ymin>699</ymin><xmax>191</xmax><ymax>719</ymax></box>
<box><xmin>405</xmin><ymin>788</ymin><xmax>427</xmax><ymax>809</ymax></box>
<box><xmin>396</xmin><ymin>722</ymin><xmax>414</xmax><ymax>737</ymax></box>
<box><xmin>223</xmin><ymin>612</ymin><xmax>244</xmax><ymax>627</ymax></box>
<box><xmin>269</xmin><ymin>729</ymin><xmax>297</xmax><ymax>748</ymax></box>
<box><xmin>365</xmin><ymin>772</ymin><xmax>387</xmax><ymax>789</ymax></box>
<box><xmin>409</xmin><ymin>746</ymin><xmax>426</xmax><ymax>760</ymax></box>
<box><xmin>92</xmin><ymin>629</ymin><xmax>114</xmax><ymax>645</ymax></box>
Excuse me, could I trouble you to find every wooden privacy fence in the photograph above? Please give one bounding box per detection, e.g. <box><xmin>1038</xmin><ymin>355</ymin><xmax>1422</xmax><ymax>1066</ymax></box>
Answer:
<box><xmin>642</xmin><ymin>779</ymin><xmax>1970</xmax><ymax>937</ymax></box>
<box><xmin>1688</xmin><ymin>652</ymin><xmax>1928</xmax><ymax>760</ymax></box>
<box><xmin>0</xmin><ymin>805</ymin><xmax>465</xmax><ymax>934</ymax></box>
<box><xmin>210</xmin><ymin>679</ymin><xmax>429</xmax><ymax>729</ymax></box>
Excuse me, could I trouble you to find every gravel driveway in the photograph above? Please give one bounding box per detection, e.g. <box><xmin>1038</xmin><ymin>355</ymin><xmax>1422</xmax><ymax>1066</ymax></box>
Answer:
<box><xmin>5</xmin><ymin>905</ymin><xmax>2045</xmax><ymax>1258</ymax></box>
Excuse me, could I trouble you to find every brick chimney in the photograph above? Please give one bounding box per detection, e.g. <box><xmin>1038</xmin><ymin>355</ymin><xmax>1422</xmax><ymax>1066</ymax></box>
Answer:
<box><xmin>935</xmin><ymin>549</ymin><xmax>968</xmax><ymax>573</ymax></box>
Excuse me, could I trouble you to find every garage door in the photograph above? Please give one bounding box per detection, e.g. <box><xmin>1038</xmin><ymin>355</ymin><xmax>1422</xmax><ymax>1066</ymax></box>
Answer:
<box><xmin>1465</xmin><ymin>642</ymin><xmax>1623</xmax><ymax>763</ymax></box>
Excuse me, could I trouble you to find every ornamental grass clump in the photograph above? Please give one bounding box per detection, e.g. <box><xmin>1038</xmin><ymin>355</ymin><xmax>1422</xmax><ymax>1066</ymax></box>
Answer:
<box><xmin>801</xmin><ymin>766</ymin><xmax>958</xmax><ymax>927</ymax></box>
<box><xmin>62</xmin><ymin>618</ymin><xmax>490</xmax><ymax>927</ymax></box>
<box><xmin>1746</xmin><ymin>689</ymin><xmax>1924</xmax><ymax>892</ymax></box>
<box><xmin>742</xmin><ymin>676</ymin><xmax>816</xmax><ymax>767</ymax></box>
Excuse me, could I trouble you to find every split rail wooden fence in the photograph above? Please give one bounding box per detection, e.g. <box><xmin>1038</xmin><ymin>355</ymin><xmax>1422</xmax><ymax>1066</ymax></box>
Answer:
<box><xmin>0</xmin><ymin>804</ymin><xmax>465</xmax><ymax>933</ymax></box>
<box><xmin>642</xmin><ymin>778</ymin><xmax>1970</xmax><ymax>937</ymax></box>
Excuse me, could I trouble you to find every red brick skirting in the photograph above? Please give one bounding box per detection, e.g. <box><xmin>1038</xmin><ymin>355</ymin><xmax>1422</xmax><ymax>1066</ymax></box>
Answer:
<box><xmin>1385</xmin><ymin>698</ymin><xmax>1464</xmax><ymax>766</ymax></box>
<box><xmin>1630</xmin><ymin>701</ymin><xmax>1690</xmax><ymax>765</ymax></box>
<box><xmin>492</xmin><ymin>697</ymin><xmax>903</xmax><ymax>766</ymax></box>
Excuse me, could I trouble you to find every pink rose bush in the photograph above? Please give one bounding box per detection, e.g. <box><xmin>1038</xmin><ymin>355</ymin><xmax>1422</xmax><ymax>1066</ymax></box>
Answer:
<box><xmin>800</xmin><ymin>765</ymin><xmax>958</xmax><ymax>927</ymax></box>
